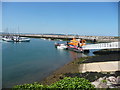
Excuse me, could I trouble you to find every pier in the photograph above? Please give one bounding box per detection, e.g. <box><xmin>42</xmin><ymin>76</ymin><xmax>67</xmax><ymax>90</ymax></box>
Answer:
<box><xmin>82</xmin><ymin>42</ymin><xmax>120</xmax><ymax>50</ymax></box>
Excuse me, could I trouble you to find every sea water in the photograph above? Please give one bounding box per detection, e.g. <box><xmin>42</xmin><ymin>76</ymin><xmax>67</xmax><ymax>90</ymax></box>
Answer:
<box><xmin>2</xmin><ymin>38</ymin><xmax>94</xmax><ymax>88</ymax></box>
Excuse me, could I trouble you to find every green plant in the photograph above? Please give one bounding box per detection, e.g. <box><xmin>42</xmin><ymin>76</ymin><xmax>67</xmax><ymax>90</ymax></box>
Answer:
<box><xmin>13</xmin><ymin>82</ymin><xmax>47</xmax><ymax>89</ymax></box>
<box><xmin>48</xmin><ymin>77</ymin><xmax>94</xmax><ymax>89</ymax></box>
<box><xmin>101</xmin><ymin>79</ymin><xmax>107</xmax><ymax>83</ymax></box>
<box><xmin>13</xmin><ymin>77</ymin><xmax>94</xmax><ymax>89</ymax></box>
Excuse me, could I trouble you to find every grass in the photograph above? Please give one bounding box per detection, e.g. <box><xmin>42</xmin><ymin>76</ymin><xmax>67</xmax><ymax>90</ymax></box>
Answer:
<box><xmin>101</xmin><ymin>80</ymin><xmax>107</xmax><ymax>83</ymax></box>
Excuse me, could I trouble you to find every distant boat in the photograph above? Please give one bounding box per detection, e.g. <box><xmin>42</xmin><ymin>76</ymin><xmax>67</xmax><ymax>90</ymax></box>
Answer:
<box><xmin>2</xmin><ymin>26</ymin><xmax>30</xmax><ymax>42</ymax></box>
<box><xmin>41</xmin><ymin>38</ymin><xmax>46</xmax><ymax>40</ymax></box>
<box><xmin>2</xmin><ymin>36</ymin><xmax>30</xmax><ymax>42</ymax></box>
<box><xmin>59</xmin><ymin>39</ymin><xmax>63</xmax><ymax>41</ymax></box>
<box><xmin>19</xmin><ymin>37</ymin><xmax>30</xmax><ymax>42</ymax></box>
<box><xmin>48</xmin><ymin>38</ymin><xmax>51</xmax><ymax>41</ymax></box>
<box><xmin>56</xmin><ymin>39</ymin><xmax>63</xmax><ymax>41</ymax></box>
<box><xmin>2</xmin><ymin>37</ymin><xmax>13</xmax><ymax>42</ymax></box>
<box><xmin>13</xmin><ymin>36</ymin><xmax>30</xmax><ymax>42</ymax></box>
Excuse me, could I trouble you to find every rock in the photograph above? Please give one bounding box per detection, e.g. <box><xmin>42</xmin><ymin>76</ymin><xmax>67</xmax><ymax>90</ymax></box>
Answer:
<box><xmin>108</xmin><ymin>76</ymin><xmax>116</xmax><ymax>83</ymax></box>
<box><xmin>103</xmin><ymin>76</ymin><xmax>107</xmax><ymax>80</ymax></box>
<box><xmin>107</xmin><ymin>81</ymin><xmax>112</xmax><ymax>86</ymax></box>
<box><xmin>106</xmin><ymin>78</ymin><xmax>109</xmax><ymax>81</ymax></box>
<box><xmin>109</xmin><ymin>85</ymin><xmax>115</xmax><ymax>88</ymax></box>
<box><xmin>116</xmin><ymin>76</ymin><xmax>120</xmax><ymax>84</ymax></box>
<box><xmin>98</xmin><ymin>82</ymin><xmax>108</xmax><ymax>88</ymax></box>
<box><xmin>98</xmin><ymin>77</ymin><xmax>104</xmax><ymax>82</ymax></box>
<box><xmin>92</xmin><ymin>76</ymin><xmax>120</xmax><ymax>88</ymax></box>
<box><xmin>91</xmin><ymin>81</ymin><xmax>100</xmax><ymax>88</ymax></box>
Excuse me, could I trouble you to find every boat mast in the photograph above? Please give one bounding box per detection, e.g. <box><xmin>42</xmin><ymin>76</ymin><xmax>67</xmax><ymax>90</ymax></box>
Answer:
<box><xmin>18</xmin><ymin>26</ymin><xmax>19</xmax><ymax>36</ymax></box>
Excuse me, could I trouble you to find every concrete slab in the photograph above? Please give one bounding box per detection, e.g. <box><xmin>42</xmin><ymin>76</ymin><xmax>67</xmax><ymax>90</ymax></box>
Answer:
<box><xmin>99</xmin><ymin>63</ymin><xmax>115</xmax><ymax>72</ymax></box>
<box><xmin>79</xmin><ymin>64</ymin><xmax>86</xmax><ymax>73</ymax></box>
<box><xmin>111</xmin><ymin>62</ymin><xmax>119</xmax><ymax>70</ymax></box>
<box><xmin>85</xmin><ymin>63</ymin><xmax>101</xmax><ymax>72</ymax></box>
<box><xmin>79</xmin><ymin>61</ymin><xmax>120</xmax><ymax>73</ymax></box>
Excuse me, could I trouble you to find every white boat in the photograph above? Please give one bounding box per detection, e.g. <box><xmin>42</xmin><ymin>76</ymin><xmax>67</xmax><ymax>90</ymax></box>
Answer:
<box><xmin>41</xmin><ymin>38</ymin><xmax>46</xmax><ymax>40</ymax></box>
<box><xmin>48</xmin><ymin>38</ymin><xmax>51</xmax><ymax>41</ymax></box>
<box><xmin>13</xmin><ymin>37</ymin><xmax>30</xmax><ymax>42</ymax></box>
<box><xmin>2</xmin><ymin>38</ymin><xmax>13</xmax><ymax>42</ymax></box>
<box><xmin>20</xmin><ymin>37</ymin><xmax>30</xmax><ymax>42</ymax></box>
<box><xmin>2</xmin><ymin>36</ymin><xmax>30</xmax><ymax>42</ymax></box>
<box><xmin>57</xmin><ymin>44</ymin><xmax>67</xmax><ymax>49</ymax></box>
<box><xmin>59</xmin><ymin>39</ymin><xmax>63</xmax><ymax>41</ymax></box>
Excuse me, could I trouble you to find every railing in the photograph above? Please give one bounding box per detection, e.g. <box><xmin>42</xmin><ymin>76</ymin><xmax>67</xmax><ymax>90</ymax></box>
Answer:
<box><xmin>82</xmin><ymin>42</ymin><xmax>120</xmax><ymax>50</ymax></box>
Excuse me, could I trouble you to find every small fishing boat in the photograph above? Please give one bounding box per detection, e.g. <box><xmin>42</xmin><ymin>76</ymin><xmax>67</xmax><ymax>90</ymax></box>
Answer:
<box><xmin>55</xmin><ymin>42</ymin><xmax>67</xmax><ymax>49</ymax></box>
<box><xmin>57</xmin><ymin>44</ymin><xmax>67</xmax><ymax>49</ymax></box>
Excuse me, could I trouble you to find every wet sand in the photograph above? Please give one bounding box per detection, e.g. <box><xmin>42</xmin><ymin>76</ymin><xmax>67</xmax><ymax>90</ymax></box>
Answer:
<box><xmin>41</xmin><ymin>57</ymin><xmax>80</xmax><ymax>85</ymax></box>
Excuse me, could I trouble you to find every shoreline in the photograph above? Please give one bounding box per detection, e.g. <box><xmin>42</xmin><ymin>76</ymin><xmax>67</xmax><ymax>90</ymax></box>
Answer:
<box><xmin>40</xmin><ymin>53</ymin><xmax>120</xmax><ymax>85</ymax></box>
<box><xmin>40</xmin><ymin>56</ymin><xmax>81</xmax><ymax>85</ymax></box>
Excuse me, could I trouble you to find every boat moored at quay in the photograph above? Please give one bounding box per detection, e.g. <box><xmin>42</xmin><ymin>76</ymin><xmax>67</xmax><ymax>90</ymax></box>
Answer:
<box><xmin>55</xmin><ymin>38</ymin><xmax>88</xmax><ymax>53</ymax></box>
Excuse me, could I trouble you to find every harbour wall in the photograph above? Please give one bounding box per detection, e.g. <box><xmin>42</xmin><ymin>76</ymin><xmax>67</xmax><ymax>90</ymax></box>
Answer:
<box><xmin>1</xmin><ymin>34</ymin><xmax>119</xmax><ymax>42</ymax></box>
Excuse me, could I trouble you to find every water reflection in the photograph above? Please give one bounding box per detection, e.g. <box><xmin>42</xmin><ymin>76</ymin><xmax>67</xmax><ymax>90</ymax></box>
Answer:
<box><xmin>68</xmin><ymin>51</ymin><xmax>87</xmax><ymax>60</ymax></box>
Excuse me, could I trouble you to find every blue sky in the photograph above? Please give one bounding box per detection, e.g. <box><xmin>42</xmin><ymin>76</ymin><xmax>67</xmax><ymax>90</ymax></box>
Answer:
<box><xmin>2</xmin><ymin>2</ymin><xmax>118</xmax><ymax>36</ymax></box>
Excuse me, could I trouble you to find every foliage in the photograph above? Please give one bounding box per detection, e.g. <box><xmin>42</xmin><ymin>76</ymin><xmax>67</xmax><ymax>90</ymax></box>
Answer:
<box><xmin>101</xmin><ymin>80</ymin><xmax>107</xmax><ymax>83</ymax></box>
<box><xmin>48</xmin><ymin>77</ymin><xmax>94</xmax><ymax>89</ymax></box>
<box><xmin>13</xmin><ymin>82</ymin><xmax>47</xmax><ymax>89</ymax></box>
<box><xmin>13</xmin><ymin>77</ymin><xmax>94</xmax><ymax>89</ymax></box>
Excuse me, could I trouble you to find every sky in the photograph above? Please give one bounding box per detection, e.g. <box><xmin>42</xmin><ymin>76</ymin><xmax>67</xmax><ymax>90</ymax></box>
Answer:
<box><xmin>2</xmin><ymin>0</ymin><xmax>120</xmax><ymax>2</ymax></box>
<box><xmin>2</xmin><ymin>2</ymin><xmax>118</xmax><ymax>36</ymax></box>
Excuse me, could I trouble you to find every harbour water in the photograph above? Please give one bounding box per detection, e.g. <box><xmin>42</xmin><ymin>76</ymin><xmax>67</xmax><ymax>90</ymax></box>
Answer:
<box><xmin>2</xmin><ymin>38</ymin><xmax>94</xmax><ymax>88</ymax></box>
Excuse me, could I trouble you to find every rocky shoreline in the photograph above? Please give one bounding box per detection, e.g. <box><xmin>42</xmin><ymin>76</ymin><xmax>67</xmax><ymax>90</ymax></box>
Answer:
<box><xmin>92</xmin><ymin>75</ymin><xmax>120</xmax><ymax>88</ymax></box>
<box><xmin>40</xmin><ymin>52</ymin><xmax>120</xmax><ymax>88</ymax></box>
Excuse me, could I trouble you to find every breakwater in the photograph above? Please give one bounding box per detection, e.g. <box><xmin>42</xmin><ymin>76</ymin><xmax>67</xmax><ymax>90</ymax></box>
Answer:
<box><xmin>1</xmin><ymin>34</ymin><xmax>119</xmax><ymax>42</ymax></box>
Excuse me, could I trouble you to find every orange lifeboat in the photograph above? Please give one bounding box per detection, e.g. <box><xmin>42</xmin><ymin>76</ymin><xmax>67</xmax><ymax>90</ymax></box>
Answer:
<box><xmin>68</xmin><ymin>38</ymin><xmax>86</xmax><ymax>46</ymax></box>
<box><xmin>68</xmin><ymin>38</ymin><xmax>79</xmax><ymax>46</ymax></box>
